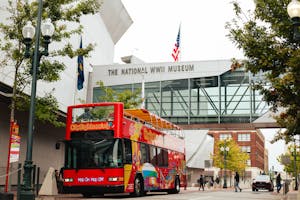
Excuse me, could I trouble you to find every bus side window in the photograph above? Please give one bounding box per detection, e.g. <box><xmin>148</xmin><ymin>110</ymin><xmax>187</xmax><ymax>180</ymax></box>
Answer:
<box><xmin>150</xmin><ymin>146</ymin><xmax>157</xmax><ymax>166</ymax></box>
<box><xmin>140</xmin><ymin>143</ymin><xmax>149</xmax><ymax>164</ymax></box>
<box><xmin>124</xmin><ymin>139</ymin><xmax>132</xmax><ymax>164</ymax></box>
<box><xmin>157</xmin><ymin>147</ymin><xmax>163</xmax><ymax>166</ymax></box>
<box><xmin>157</xmin><ymin>148</ymin><xmax>168</xmax><ymax>167</ymax></box>
<box><xmin>162</xmin><ymin>149</ymin><xmax>169</xmax><ymax>167</ymax></box>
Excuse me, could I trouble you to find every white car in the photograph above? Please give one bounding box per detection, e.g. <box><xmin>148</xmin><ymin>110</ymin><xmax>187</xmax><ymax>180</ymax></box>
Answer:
<box><xmin>252</xmin><ymin>175</ymin><xmax>274</xmax><ymax>192</ymax></box>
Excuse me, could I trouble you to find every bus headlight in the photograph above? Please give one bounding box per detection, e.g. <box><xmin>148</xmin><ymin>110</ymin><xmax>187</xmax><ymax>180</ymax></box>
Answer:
<box><xmin>64</xmin><ymin>178</ymin><xmax>73</xmax><ymax>182</ymax></box>
<box><xmin>108</xmin><ymin>177</ymin><xmax>123</xmax><ymax>182</ymax></box>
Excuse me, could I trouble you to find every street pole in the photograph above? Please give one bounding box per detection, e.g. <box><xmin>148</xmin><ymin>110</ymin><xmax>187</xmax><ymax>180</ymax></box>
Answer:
<box><xmin>294</xmin><ymin>139</ymin><xmax>298</xmax><ymax>190</ymax></box>
<box><xmin>220</xmin><ymin>146</ymin><xmax>229</xmax><ymax>188</ymax></box>
<box><xmin>223</xmin><ymin>151</ymin><xmax>227</xmax><ymax>188</ymax></box>
<box><xmin>20</xmin><ymin>0</ymin><xmax>43</xmax><ymax>199</ymax></box>
<box><xmin>287</xmin><ymin>0</ymin><xmax>300</xmax><ymax>191</ymax></box>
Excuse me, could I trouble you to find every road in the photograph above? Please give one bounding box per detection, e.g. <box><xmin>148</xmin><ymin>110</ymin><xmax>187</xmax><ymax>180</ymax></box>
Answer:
<box><xmin>36</xmin><ymin>188</ymin><xmax>286</xmax><ymax>200</ymax></box>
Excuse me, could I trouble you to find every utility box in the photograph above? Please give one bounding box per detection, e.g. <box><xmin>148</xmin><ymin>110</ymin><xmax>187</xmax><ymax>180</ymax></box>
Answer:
<box><xmin>0</xmin><ymin>192</ymin><xmax>14</xmax><ymax>200</ymax></box>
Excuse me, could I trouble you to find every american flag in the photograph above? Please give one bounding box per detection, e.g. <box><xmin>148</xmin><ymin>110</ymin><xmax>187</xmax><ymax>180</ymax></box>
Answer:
<box><xmin>172</xmin><ymin>26</ymin><xmax>181</xmax><ymax>62</ymax></box>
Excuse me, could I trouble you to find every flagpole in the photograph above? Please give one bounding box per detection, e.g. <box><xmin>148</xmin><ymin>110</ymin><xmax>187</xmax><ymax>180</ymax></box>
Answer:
<box><xmin>141</xmin><ymin>74</ymin><xmax>145</xmax><ymax>108</ymax></box>
<box><xmin>73</xmin><ymin>69</ymin><xmax>77</xmax><ymax>105</ymax></box>
<box><xmin>73</xmin><ymin>37</ymin><xmax>79</xmax><ymax>105</ymax></box>
<box><xmin>179</xmin><ymin>23</ymin><xmax>182</xmax><ymax>62</ymax></box>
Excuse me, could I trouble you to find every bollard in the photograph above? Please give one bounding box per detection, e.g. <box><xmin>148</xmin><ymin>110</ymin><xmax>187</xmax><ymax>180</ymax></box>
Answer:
<box><xmin>36</xmin><ymin>167</ymin><xmax>40</xmax><ymax>196</ymax></box>
<box><xmin>33</xmin><ymin>165</ymin><xmax>36</xmax><ymax>189</ymax></box>
<box><xmin>17</xmin><ymin>163</ymin><xmax>21</xmax><ymax>200</ymax></box>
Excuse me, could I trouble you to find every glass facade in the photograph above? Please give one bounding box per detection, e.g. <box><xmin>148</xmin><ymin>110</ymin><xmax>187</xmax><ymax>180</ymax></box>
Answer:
<box><xmin>93</xmin><ymin>68</ymin><xmax>268</xmax><ymax>125</ymax></box>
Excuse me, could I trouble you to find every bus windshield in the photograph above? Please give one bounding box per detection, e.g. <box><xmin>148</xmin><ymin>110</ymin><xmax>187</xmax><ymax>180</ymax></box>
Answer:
<box><xmin>72</xmin><ymin>106</ymin><xmax>114</xmax><ymax>123</ymax></box>
<box><xmin>65</xmin><ymin>138</ymin><xmax>123</xmax><ymax>169</ymax></box>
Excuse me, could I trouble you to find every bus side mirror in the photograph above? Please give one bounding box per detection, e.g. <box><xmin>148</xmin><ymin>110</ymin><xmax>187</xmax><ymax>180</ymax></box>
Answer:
<box><xmin>55</xmin><ymin>142</ymin><xmax>61</xmax><ymax>150</ymax></box>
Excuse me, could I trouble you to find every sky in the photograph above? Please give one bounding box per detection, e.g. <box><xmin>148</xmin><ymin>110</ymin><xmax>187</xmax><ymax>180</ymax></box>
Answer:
<box><xmin>114</xmin><ymin>0</ymin><xmax>254</xmax><ymax>63</ymax></box>
<box><xmin>261</xmin><ymin>129</ymin><xmax>285</xmax><ymax>172</ymax></box>
<box><xmin>115</xmin><ymin>0</ymin><xmax>285</xmax><ymax>172</ymax></box>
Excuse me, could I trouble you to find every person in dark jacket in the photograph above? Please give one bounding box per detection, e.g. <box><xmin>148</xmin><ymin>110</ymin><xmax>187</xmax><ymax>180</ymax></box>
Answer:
<box><xmin>215</xmin><ymin>176</ymin><xmax>220</xmax><ymax>188</ymax></box>
<box><xmin>276</xmin><ymin>173</ymin><xmax>282</xmax><ymax>193</ymax></box>
<box><xmin>198</xmin><ymin>174</ymin><xmax>205</xmax><ymax>191</ymax></box>
<box><xmin>234</xmin><ymin>171</ymin><xmax>242</xmax><ymax>192</ymax></box>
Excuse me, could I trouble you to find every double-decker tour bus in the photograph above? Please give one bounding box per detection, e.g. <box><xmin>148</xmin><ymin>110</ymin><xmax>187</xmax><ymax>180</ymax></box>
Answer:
<box><xmin>62</xmin><ymin>102</ymin><xmax>186</xmax><ymax>197</ymax></box>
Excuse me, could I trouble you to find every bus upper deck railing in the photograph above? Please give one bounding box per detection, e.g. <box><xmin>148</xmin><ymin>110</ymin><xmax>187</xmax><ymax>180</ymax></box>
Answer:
<box><xmin>124</xmin><ymin>108</ymin><xmax>184</xmax><ymax>139</ymax></box>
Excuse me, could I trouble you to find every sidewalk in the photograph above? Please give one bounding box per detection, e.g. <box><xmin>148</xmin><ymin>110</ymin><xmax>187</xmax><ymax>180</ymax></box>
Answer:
<box><xmin>185</xmin><ymin>187</ymin><xmax>300</xmax><ymax>200</ymax></box>
<box><xmin>281</xmin><ymin>190</ymin><xmax>299</xmax><ymax>200</ymax></box>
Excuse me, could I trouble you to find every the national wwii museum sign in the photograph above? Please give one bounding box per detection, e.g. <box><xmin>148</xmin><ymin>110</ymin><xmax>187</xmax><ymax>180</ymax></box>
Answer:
<box><xmin>92</xmin><ymin>60</ymin><xmax>231</xmax><ymax>87</ymax></box>
<box><xmin>107</xmin><ymin>64</ymin><xmax>194</xmax><ymax>76</ymax></box>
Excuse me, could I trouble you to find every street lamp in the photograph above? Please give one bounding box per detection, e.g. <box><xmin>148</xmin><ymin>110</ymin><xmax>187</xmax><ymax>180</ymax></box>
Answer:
<box><xmin>287</xmin><ymin>0</ymin><xmax>300</xmax><ymax>41</ymax></box>
<box><xmin>293</xmin><ymin>138</ymin><xmax>298</xmax><ymax>190</ymax></box>
<box><xmin>220</xmin><ymin>146</ymin><xmax>230</xmax><ymax>188</ymax></box>
<box><xmin>287</xmin><ymin>1</ymin><xmax>300</xmax><ymax>190</ymax></box>
<box><xmin>20</xmin><ymin>0</ymin><xmax>54</xmax><ymax>199</ymax></box>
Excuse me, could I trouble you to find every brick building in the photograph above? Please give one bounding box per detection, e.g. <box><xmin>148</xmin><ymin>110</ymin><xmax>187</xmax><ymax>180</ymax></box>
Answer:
<box><xmin>208</xmin><ymin>129</ymin><xmax>267</xmax><ymax>172</ymax></box>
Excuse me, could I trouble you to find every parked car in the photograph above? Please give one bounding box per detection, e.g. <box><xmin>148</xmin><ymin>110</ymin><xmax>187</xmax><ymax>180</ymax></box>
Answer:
<box><xmin>252</xmin><ymin>175</ymin><xmax>274</xmax><ymax>191</ymax></box>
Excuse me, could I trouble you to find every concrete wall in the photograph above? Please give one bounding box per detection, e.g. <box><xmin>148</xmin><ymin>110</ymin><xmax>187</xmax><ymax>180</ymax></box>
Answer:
<box><xmin>184</xmin><ymin>129</ymin><xmax>214</xmax><ymax>168</ymax></box>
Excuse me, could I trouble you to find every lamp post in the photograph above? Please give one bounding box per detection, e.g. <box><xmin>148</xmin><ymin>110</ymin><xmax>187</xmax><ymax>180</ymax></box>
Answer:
<box><xmin>220</xmin><ymin>146</ymin><xmax>230</xmax><ymax>188</ymax></box>
<box><xmin>287</xmin><ymin>0</ymin><xmax>300</xmax><ymax>190</ymax></box>
<box><xmin>287</xmin><ymin>0</ymin><xmax>300</xmax><ymax>41</ymax></box>
<box><xmin>293</xmin><ymin>138</ymin><xmax>298</xmax><ymax>190</ymax></box>
<box><xmin>20</xmin><ymin>0</ymin><xmax>54</xmax><ymax>199</ymax></box>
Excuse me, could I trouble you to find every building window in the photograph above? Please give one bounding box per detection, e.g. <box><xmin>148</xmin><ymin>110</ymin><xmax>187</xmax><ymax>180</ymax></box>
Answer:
<box><xmin>238</xmin><ymin>133</ymin><xmax>250</xmax><ymax>141</ymax></box>
<box><xmin>241</xmin><ymin>146</ymin><xmax>251</xmax><ymax>153</ymax></box>
<box><xmin>246</xmin><ymin>160</ymin><xmax>251</xmax><ymax>166</ymax></box>
<box><xmin>219</xmin><ymin>134</ymin><xmax>232</xmax><ymax>140</ymax></box>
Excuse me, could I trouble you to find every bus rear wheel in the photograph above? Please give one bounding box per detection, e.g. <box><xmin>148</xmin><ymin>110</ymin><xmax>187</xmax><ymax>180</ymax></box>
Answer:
<box><xmin>131</xmin><ymin>176</ymin><xmax>144</xmax><ymax>197</ymax></box>
<box><xmin>168</xmin><ymin>177</ymin><xmax>180</xmax><ymax>194</ymax></box>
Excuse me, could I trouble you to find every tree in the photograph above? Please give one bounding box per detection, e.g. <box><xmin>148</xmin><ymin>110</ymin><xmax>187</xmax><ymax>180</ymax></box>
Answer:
<box><xmin>0</xmin><ymin>0</ymin><xmax>101</xmax><ymax>127</ymax></box>
<box><xmin>226</xmin><ymin>0</ymin><xmax>300</xmax><ymax>143</ymax></box>
<box><xmin>96</xmin><ymin>81</ymin><xmax>143</xmax><ymax>109</ymax></box>
<box><xmin>278</xmin><ymin>143</ymin><xmax>299</xmax><ymax>173</ymax></box>
<box><xmin>211</xmin><ymin>139</ymin><xmax>249</xmax><ymax>173</ymax></box>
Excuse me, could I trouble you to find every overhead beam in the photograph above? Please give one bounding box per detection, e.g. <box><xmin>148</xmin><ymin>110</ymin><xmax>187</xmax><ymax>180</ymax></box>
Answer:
<box><xmin>179</xmin><ymin>122</ymin><xmax>280</xmax><ymax>130</ymax></box>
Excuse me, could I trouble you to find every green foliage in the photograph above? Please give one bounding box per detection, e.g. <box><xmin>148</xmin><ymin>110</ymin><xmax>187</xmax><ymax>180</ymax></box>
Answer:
<box><xmin>15</xmin><ymin>91</ymin><xmax>65</xmax><ymax>127</ymax></box>
<box><xmin>278</xmin><ymin>144</ymin><xmax>299</xmax><ymax>174</ymax></box>
<box><xmin>0</xmin><ymin>0</ymin><xmax>101</xmax><ymax>127</ymax></box>
<box><xmin>211</xmin><ymin>139</ymin><xmax>249</xmax><ymax>173</ymax></box>
<box><xmin>227</xmin><ymin>0</ymin><xmax>300</xmax><ymax>142</ymax></box>
<box><xmin>96</xmin><ymin>81</ymin><xmax>143</xmax><ymax>109</ymax></box>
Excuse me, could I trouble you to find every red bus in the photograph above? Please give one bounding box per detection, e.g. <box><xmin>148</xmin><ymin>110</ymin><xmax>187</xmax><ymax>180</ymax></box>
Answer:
<box><xmin>62</xmin><ymin>102</ymin><xmax>186</xmax><ymax>197</ymax></box>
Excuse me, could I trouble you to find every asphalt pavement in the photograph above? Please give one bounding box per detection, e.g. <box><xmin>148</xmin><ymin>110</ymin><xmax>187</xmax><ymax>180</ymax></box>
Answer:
<box><xmin>4</xmin><ymin>186</ymin><xmax>299</xmax><ymax>200</ymax></box>
<box><xmin>34</xmin><ymin>187</ymin><xmax>300</xmax><ymax>200</ymax></box>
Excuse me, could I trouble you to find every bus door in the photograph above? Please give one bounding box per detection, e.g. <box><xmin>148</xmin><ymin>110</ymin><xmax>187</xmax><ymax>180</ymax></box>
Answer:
<box><xmin>123</xmin><ymin>139</ymin><xmax>134</xmax><ymax>192</ymax></box>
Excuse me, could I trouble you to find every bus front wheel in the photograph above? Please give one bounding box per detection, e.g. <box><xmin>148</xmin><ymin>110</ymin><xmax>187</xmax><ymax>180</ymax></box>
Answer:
<box><xmin>131</xmin><ymin>176</ymin><xmax>144</xmax><ymax>197</ymax></box>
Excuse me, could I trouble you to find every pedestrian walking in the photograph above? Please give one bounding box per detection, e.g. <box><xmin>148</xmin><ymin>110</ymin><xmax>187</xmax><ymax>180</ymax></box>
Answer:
<box><xmin>210</xmin><ymin>176</ymin><xmax>214</xmax><ymax>189</ymax></box>
<box><xmin>198</xmin><ymin>174</ymin><xmax>205</xmax><ymax>191</ymax></box>
<box><xmin>234</xmin><ymin>171</ymin><xmax>242</xmax><ymax>192</ymax></box>
<box><xmin>276</xmin><ymin>173</ymin><xmax>282</xmax><ymax>193</ymax></box>
<box><xmin>215</xmin><ymin>176</ymin><xmax>220</xmax><ymax>188</ymax></box>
